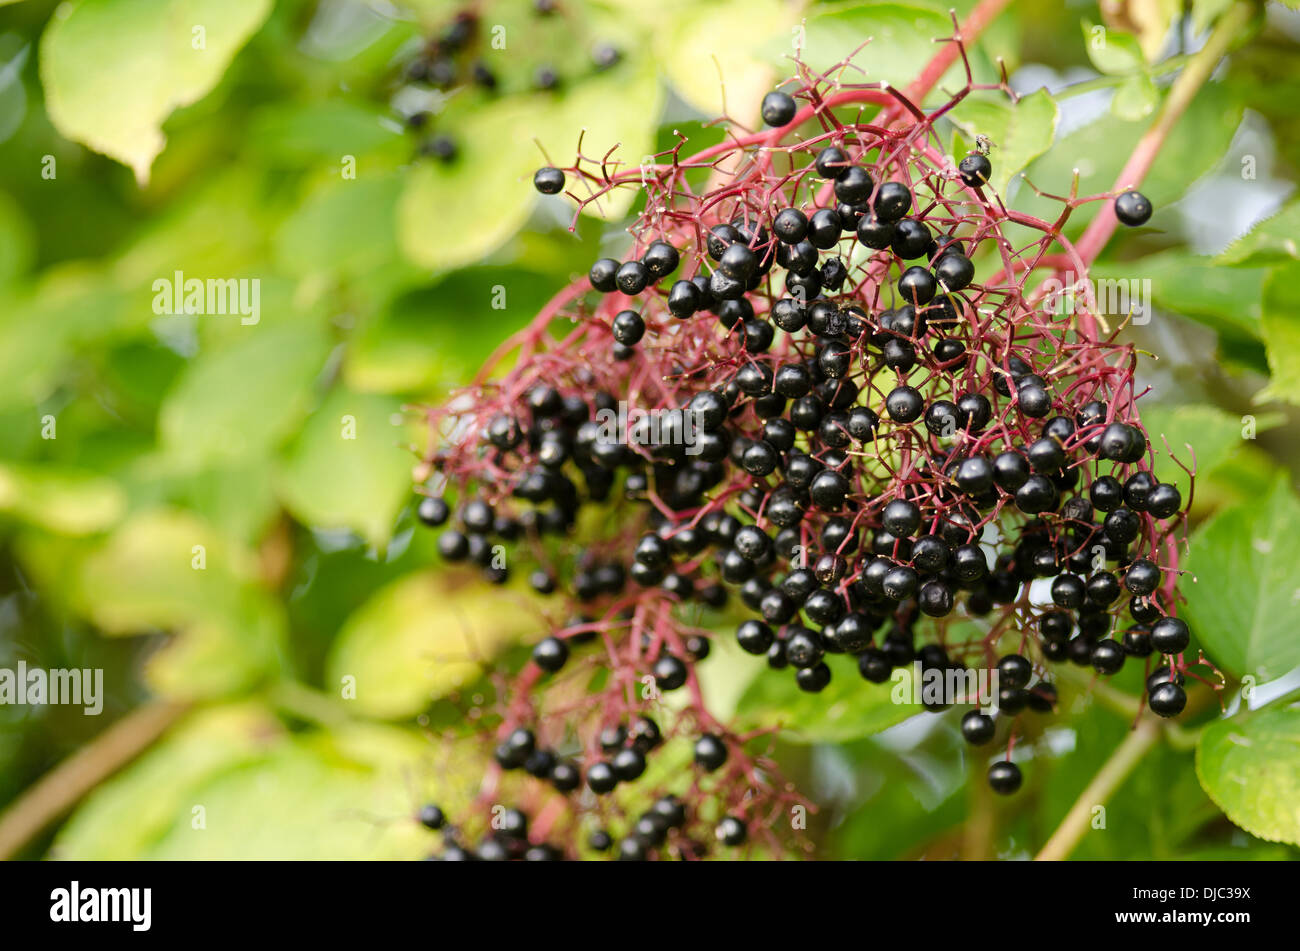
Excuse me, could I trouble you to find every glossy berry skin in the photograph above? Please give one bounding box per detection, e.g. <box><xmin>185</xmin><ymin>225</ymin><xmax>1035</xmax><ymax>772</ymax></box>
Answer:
<box><xmin>1098</xmin><ymin>422</ymin><xmax>1147</xmax><ymax>463</ymax></box>
<box><xmin>954</xmin><ymin>456</ymin><xmax>994</xmax><ymax>494</ymax></box>
<box><xmin>873</xmin><ymin>182</ymin><xmax>912</xmax><ymax>221</ymax></box>
<box><xmin>898</xmin><ymin>266</ymin><xmax>937</xmax><ymax>305</ymax></box>
<box><xmin>1124</xmin><ymin>559</ymin><xmax>1161</xmax><ymax>596</ymax></box>
<box><xmin>417</xmin><ymin>496</ymin><xmax>450</xmax><ymax>527</ymax></box>
<box><xmin>653</xmin><ymin>655</ymin><xmax>688</xmax><ymax>690</ymax></box>
<box><xmin>934</xmin><ymin>252</ymin><xmax>975</xmax><ymax>290</ymax></box>
<box><xmin>1114</xmin><ymin>190</ymin><xmax>1153</xmax><ymax>226</ymax></box>
<box><xmin>815</xmin><ymin>146</ymin><xmax>849</xmax><ymax>179</ymax></box>
<box><xmin>589</xmin><ymin>257</ymin><xmax>620</xmax><ymax>292</ymax></box>
<box><xmin>857</xmin><ymin>214</ymin><xmax>893</xmax><ymax>249</ymax></box>
<box><xmin>773</xmin><ymin>207</ymin><xmax>808</xmax><ymax>243</ymax></box>
<box><xmin>418</xmin><ymin>804</ymin><xmax>445</xmax><ymax>829</ymax></box>
<box><xmin>886</xmin><ymin>386</ymin><xmax>924</xmax><ymax>423</ymax></box>
<box><xmin>653</xmin><ymin>795</ymin><xmax>687</xmax><ymax>828</ymax></box>
<box><xmin>1148</xmin><ymin>681</ymin><xmax>1187</xmax><ymax>717</ymax></box>
<box><xmin>533</xmin><ymin>166</ymin><xmax>565</xmax><ymax>194</ymax></box>
<box><xmin>550</xmin><ymin>761</ymin><xmax>581</xmax><ymax>792</ymax></box>
<box><xmin>642</xmin><ymin>240</ymin><xmax>679</xmax><ymax>280</ymax></box>
<box><xmin>761</xmin><ymin>91</ymin><xmax>797</xmax><ymax>127</ymax></box>
<box><xmin>835</xmin><ymin>166</ymin><xmax>874</xmax><ymax>204</ymax></box>
<box><xmin>882</xmin><ymin>499</ymin><xmax>921</xmax><ymax>537</ymax></box>
<box><xmin>611</xmin><ymin>309</ymin><xmax>645</xmax><ymax>345</ymax></box>
<box><xmin>1146</xmin><ymin>483</ymin><xmax>1182</xmax><ymax>519</ymax></box>
<box><xmin>1016</xmin><ymin>475</ymin><xmax>1059</xmax><ymax>514</ymax></box>
<box><xmin>796</xmin><ymin>662</ymin><xmax>832</xmax><ymax>692</ymax></box>
<box><xmin>810</xmin><ymin>469</ymin><xmax>850</xmax><ymax>509</ymax></box>
<box><xmin>961</xmin><ymin>711</ymin><xmax>996</xmax><ymax>745</ymax></box>
<box><xmin>1091</xmin><ymin>475</ymin><xmax>1124</xmax><ymax>511</ymax></box>
<box><xmin>1150</xmin><ymin>616</ymin><xmax>1190</xmax><ymax>654</ymax></box>
<box><xmin>807</xmin><ymin>209</ymin><xmax>842</xmax><ymax>249</ymax></box>
<box><xmin>629</xmin><ymin>716</ymin><xmax>662</xmax><ymax>753</ymax></box>
<box><xmin>891</xmin><ymin>218</ymin><xmax>930</xmax><ymax>259</ymax></box>
<box><xmin>736</xmin><ymin>619</ymin><xmax>774</xmax><ymax>654</ymax></box>
<box><xmin>715</xmin><ymin>816</ymin><xmax>748</xmax><ymax>846</ymax></box>
<box><xmin>992</xmin><ymin>451</ymin><xmax>1030</xmax><ymax>492</ymax></box>
<box><xmin>612</xmin><ymin>747</ymin><xmax>647</xmax><ymax>781</ymax></box>
<box><xmin>997</xmin><ymin>653</ymin><xmax>1033</xmax><ymax>690</ymax></box>
<box><xmin>615</xmin><ymin>261</ymin><xmax>649</xmax><ymax>295</ymax></box>
<box><xmin>958</xmin><ymin>153</ymin><xmax>992</xmax><ymax>188</ymax></box>
<box><xmin>1090</xmin><ymin>639</ymin><xmax>1126</xmax><ymax>675</ymax></box>
<box><xmin>667</xmin><ymin>279</ymin><xmax>701</xmax><ymax>318</ymax></box>
<box><xmin>586</xmin><ymin>761</ymin><xmax>618</xmax><ymax>794</ymax></box>
<box><xmin>694</xmin><ymin>733</ymin><xmax>728</xmax><ymax>771</ymax></box>
<box><xmin>987</xmin><ymin>761</ymin><xmax>1022</xmax><ymax>795</ymax></box>
<box><xmin>532</xmin><ymin>636</ymin><xmax>569</xmax><ymax>672</ymax></box>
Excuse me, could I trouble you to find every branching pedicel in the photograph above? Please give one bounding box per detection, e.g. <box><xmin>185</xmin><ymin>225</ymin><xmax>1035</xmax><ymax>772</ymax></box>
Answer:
<box><xmin>412</xmin><ymin>26</ymin><xmax>1209</xmax><ymax>861</ymax></box>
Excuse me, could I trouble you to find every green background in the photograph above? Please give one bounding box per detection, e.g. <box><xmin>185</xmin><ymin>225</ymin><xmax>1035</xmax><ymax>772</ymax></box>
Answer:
<box><xmin>0</xmin><ymin>0</ymin><xmax>1298</xmax><ymax>860</ymax></box>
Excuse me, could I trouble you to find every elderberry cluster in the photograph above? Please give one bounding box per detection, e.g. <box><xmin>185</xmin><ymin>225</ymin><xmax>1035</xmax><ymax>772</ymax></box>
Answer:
<box><xmin>413</xmin><ymin>64</ymin><xmax>1197</xmax><ymax>856</ymax></box>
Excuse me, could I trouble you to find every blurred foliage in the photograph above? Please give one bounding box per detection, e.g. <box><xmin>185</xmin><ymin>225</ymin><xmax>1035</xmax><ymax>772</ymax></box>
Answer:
<box><xmin>0</xmin><ymin>0</ymin><xmax>1297</xmax><ymax>860</ymax></box>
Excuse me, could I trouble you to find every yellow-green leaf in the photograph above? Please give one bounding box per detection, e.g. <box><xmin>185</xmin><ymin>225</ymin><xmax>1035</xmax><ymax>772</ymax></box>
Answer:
<box><xmin>326</xmin><ymin>569</ymin><xmax>537</xmax><ymax>719</ymax></box>
<box><xmin>40</xmin><ymin>0</ymin><xmax>272</xmax><ymax>184</ymax></box>
<box><xmin>274</xmin><ymin>387</ymin><xmax>416</xmax><ymax>548</ymax></box>
<box><xmin>1197</xmin><ymin>700</ymin><xmax>1300</xmax><ymax>847</ymax></box>
<box><xmin>0</xmin><ymin>462</ymin><xmax>125</xmax><ymax>534</ymax></box>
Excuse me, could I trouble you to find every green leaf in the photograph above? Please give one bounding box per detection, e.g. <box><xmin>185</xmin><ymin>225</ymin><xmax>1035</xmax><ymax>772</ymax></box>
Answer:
<box><xmin>246</xmin><ymin>100</ymin><xmax>401</xmax><ymax>165</ymax></box>
<box><xmin>734</xmin><ymin>655</ymin><xmax>922</xmax><ymax>743</ymax></box>
<box><xmin>71</xmin><ymin>508</ymin><xmax>285</xmax><ymax>696</ymax></box>
<box><xmin>56</xmin><ymin>708</ymin><xmax>463</xmax><ymax>859</ymax></box>
<box><xmin>0</xmin><ymin>462</ymin><xmax>125</xmax><ymax>534</ymax></box>
<box><xmin>949</xmin><ymin>88</ymin><xmax>1059</xmax><ymax>195</ymax></box>
<box><xmin>274</xmin><ymin>171</ymin><xmax>413</xmax><ymax>284</ymax></box>
<box><xmin>1258</xmin><ymin>263</ymin><xmax>1300</xmax><ymax>406</ymax></box>
<box><xmin>52</xmin><ymin>703</ymin><xmax>284</xmax><ymax>860</ymax></box>
<box><xmin>775</xmin><ymin>3</ymin><xmax>949</xmax><ymax>84</ymax></box>
<box><xmin>1216</xmin><ymin>201</ymin><xmax>1300</xmax><ymax>267</ymax></box>
<box><xmin>398</xmin><ymin>62</ymin><xmax>663</xmax><ymax>271</ymax></box>
<box><xmin>1082</xmin><ymin>21</ymin><xmax>1144</xmax><ymax>75</ymax></box>
<box><xmin>1182</xmin><ymin>476</ymin><xmax>1300</xmax><ymax>681</ymax></box>
<box><xmin>830</xmin><ymin>741</ymin><xmax>967</xmax><ymax>859</ymax></box>
<box><xmin>325</xmin><ymin>569</ymin><xmax>537</xmax><ymax>719</ymax></box>
<box><xmin>0</xmin><ymin>190</ymin><xmax>35</xmax><ymax>285</ymax></box>
<box><xmin>345</xmin><ymin>267</ymin><xmax>560</xmax><ymax>396</ymax></box>
<box><xmin>1197</xmin><ymin>700</ymin><xmax>1300</xmax><ymax>847</ymax></box>
<box><xmin>158</xmin><ymin>321</ymin><xmax>331</xmax><ymax>469</ymax></box>
<box><xmin>1089</xmin><ymin>249</ymin><xmax>1266</xmax><ymax>341</ymax></box>
<box><xmin>1136</xmin><ymin>403</ymin><xmax>1253</xmax><ymax>504</ymax></box>
<box><xmin>273</xmin><ymin>388</ymin><xmax>415</xmax><ymax>548</ymax></box>
<box><xmin>73</xmin><ymin>508</ymin><xmax>252</xmax><ymax>632</ymax></box>
<box><xmin>1111</xmin><ymin>72</ymin><xmax>1159</xmax><ymax>121</ymax></box>
<box><xmin>39</xmin><ymin>0</ymin><xmax>272</xmax><ymax>184</ymax></box>
<box><xmin>1016</xmin><ymin>83</ymin><xmax>1242</xmax><ymax>238</ymax></box>
<box><xmin>143</xmin><ymin>733</ymin><xmax>434</xmax><ymax>859</ymax></box>
<box><xmin>666</xmin><ymin>0</ymin><xmax>795</xmax><ymax>119</ymax></box>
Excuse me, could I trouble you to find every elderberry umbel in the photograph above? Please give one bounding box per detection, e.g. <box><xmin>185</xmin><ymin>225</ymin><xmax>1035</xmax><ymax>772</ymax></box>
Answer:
<box><xmin>410</xmin><ymin>36</ymin><xmax>1205</xmax><ymax>859</ymax></box>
